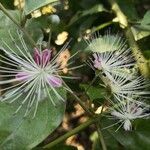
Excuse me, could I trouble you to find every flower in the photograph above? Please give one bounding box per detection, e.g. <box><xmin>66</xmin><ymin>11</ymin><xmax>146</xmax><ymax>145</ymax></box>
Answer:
<box><xmin>87</xmin><ymin>33</ymin><xmax>135</xmax><ymax>79</ymax></box>
<box><xmin>86</xmin><ymin>33</ymin><xmax>127</xmax><ymax>53</ymax></box>
<box><xmin>16</xmin><ymin>48</ymin><xmax>63</xmax><ymax>87</ymax></box>
<box><xmin>0</xmin><ymin>31</ymin><xmax>74</xmax><ymax>118</ymax></box>
<box><xmin>110</xmin><ymin>100</ymin><xmax>150</xmax><ymax>131</ymax></box>
<box><xmin>86</xmin><ymin>32</ymin><xmax>150</xmax><ymax>132</ymax></box>
<box><xmin>108</xmin><ymin>74</ymin><xmax>149</xmax><ymax>101</ymax></box>
<box><xmin>86</xmin><ymin>33</ymin><xmax>149</xmax><ymax>102</ymax></box>
<box><xmin>91</xmin><ymin>49</ymin><xmax>134</xmax><ymax>77</ymax></box>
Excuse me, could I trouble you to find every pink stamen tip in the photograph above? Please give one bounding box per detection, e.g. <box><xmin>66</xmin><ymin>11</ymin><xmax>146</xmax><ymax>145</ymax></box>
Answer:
<box><xmin>16</xmin><ymin>72</ymin><xmax>30</xmax><ymax>81</ymax></box>
<box><xmin>93</xmin><ymin>54</ymin><xmax>102</xmax><ymax>69</ymax></box>
<box><xmin>94</xmin><ymin>60</ymin><xmax>101</xmax><ymax>69</ymax></box>
<box><xmin>33</xmin><ymin>48</ymin><xmax>52</xmax><ymax>67</ymax></box>
<box><xmin>34</xmin><ymin>48</ymin><xmax>41</xmax><ymax>65</ymax></box>
<box><xmin>47</xmin><ymin>75</ymin><xmax>62</xmax><ymax>87</ymax></box>
<box><xmin>41</xmin><ymin>49</ymin><xmax>51</xmax><ymax>67</ymax></box>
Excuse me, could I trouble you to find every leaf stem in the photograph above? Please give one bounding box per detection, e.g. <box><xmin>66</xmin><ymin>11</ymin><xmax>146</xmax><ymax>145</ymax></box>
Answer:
<box><xmin>91</xmin><ymin>21</ymin><xmax>113</xmax><ymax>33</ymax></box>
<box><xmin>63</xmin><ymin>81</ymin><xmax>94</xmax><ymax>116</ymax></box>
<box><xmin>106</xmin><ymin>0</ymin><xmax>150</xmax><ymax>77</ymax></box>
<box><xmin>81</xmin><ymin>73</ymin><xmax>107</xmax><ymax>150</ymax></box>
<box><xmin>0</xmin><ymin>3</ymin><xmax>36</xmax><ymax>47</ymax></box>
<box><xmin>47</xmin><ymin>27</ymin><xmax>52</xmax><ymax>49</ymax></box>
<box><xmin>96</xmin><ymin>120</ymin><xmax>107</xmax><ymax>150</ymax></box>
<box><xmin>64</xmin><ymin>82</ymin><xmax>107</xmax><ymax>150</ymax></box>
<box><xmin>43</xmin><ymin>116</ymin><xmax>98</xmax><ymax>149</ymax></box>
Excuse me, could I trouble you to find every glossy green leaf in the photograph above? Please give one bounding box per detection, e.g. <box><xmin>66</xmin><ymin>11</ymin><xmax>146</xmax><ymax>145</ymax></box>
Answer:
<box><xmin>0</xmin><ymin>88</ymin><xmax>66</xmax><ymax>150</ymax></box>
<box><xmin>0</xmin><ymin>10</ymin><xmax>20</xmax><ymax>51</ymax></box>
<box><xmin>24</xmin><ymin>0</ymin><xmax>59</xmax><ymax>15</ymax></box>
<box><xmin>0</xmin><ymin>10</ymin><xmax>43</xmax><ymax>54</ymax></box>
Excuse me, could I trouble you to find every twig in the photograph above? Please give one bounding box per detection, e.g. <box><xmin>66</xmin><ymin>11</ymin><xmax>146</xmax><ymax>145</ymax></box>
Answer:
<box><xmin>106</xmin><ymin>0</ymin><xmax>150</xmax><ymax>77</ymax></box>
<box><xmin>91</xmin><ymin>21</ymin><xmax>113</xmax><ymax>33</ymax></box>
<box><xmin>96</xmin><ymin>122</ymin><xmax>107</xmax><ymax>150</ymax></box>
<box><xmin>63</xmin><ymin>81</ymin><xmax>94</xmax><ymax>116</ymax></box>
<box><xmin>43</xmin><ymin>116</ymin><xmax>98</xmax><ymax>148</ymax></box>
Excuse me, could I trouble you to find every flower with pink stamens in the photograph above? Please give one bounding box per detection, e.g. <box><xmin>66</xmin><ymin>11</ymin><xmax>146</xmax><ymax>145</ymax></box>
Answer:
<box><xmin>0</xmin><ymin>31</ymin><xmax>74</xmax><ymax>118</ymax></box>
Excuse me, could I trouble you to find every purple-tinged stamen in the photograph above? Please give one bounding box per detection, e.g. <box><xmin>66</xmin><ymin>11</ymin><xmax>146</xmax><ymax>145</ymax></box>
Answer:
<box><xmin>41</xmin><ymin>49</ymin><xmax>51</xmax><ymax>67</ymax></box>
<box><xmin>16</xmin><ymin>72</ymin><xmax>31</xmax><ymax>81</ymax></box>
<box><xmin>93</xmin><ymin>53</ymin><xmax>102</xmax><ymax>70</ymax></box>
<box><xmin>47</xmin><ymin>75</ymin><xmax>62</xmax><ymax>87</ymax></box>
<box><xmin>33</xmin><ymin>48</ymin><xmax>51</xmax><ymax>67</ymax></box>
<box><xmin>34</xmin><ymin>48</ymin><xmax>41</xmax><ymax>65</ymax></box>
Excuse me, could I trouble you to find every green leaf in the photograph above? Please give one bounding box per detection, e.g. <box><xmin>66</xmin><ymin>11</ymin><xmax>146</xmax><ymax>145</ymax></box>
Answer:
<box><xmin>141</xmin><ymin>10</ymin><xmax>150</xmax><ymax>29</ymax></box>
<box><xmin>0</xmin><ymin>88</ymin><xmax>66</xmax><ymax>149</ymax></box>
<box><xmin>131</xmin><ymin>26</ymin><xmax>150</xmax><ymax>41</ymax></box>
<box><xmin>107</xmin><ymin>119</ymin><xmax>150</xmax><ymax>150</ymax></box>
<box><xmin>116</xmin><ymin>0</ymin><xmax>139</xmax><ymax>20</ymax></box>
<box><xmin>85</xmin><ymin>35</ymin><xmax>122</xmax><ymax>53</ymax></box>
<box><xmin>130</xmin><ymin>11</ymin><xmax>150</xmax><ymax>41</ymax></box>
<box><xmin>69</xmin><ymin>4</ymin><xmax>107</xmax><ymax>26</ymax></box>
<box><xmin>143</xmin><ymin>50</ymin><xmax>150</xmax><ymax>60</ymax></box>
<box><xmin>0</xmin><ymin>0</ymin><xmax>14</xmax><ymax>9</ymax></box>
<box><xmin>0</xmin><ymin>10</ymin><xmax>20</xmax><ymax>28</ymax></box>
<box><xmin>0</xmin><ymin>10</ymin><xmax>43</xmax><ymax>54</ymax></box>
<box><xmin>26</xmin><ymin>14</ymin><xmax>60</xmax><ymax>31</ymax></box>
<box><xmin>25</xmin><ymin>17</ymin><xmax>44</xmax><ymax>42</ymax></box>
<box><xmin>90</xmin><ymin>131</ymin><xmax>118</xmax><ymax>150</ymax></box>
<box><xmin>0</xmin><ymin>10</ymin><xmax>21</xmax><ymax>52</ymax></box>
<box><xmin>80</xmin><ymin>84</ymin><xmax>104</xmax><ymax>102</ymax></box>
<box><xmin>24</xmin><ymin>0</ymin><xmax>59</xmax><ymax>15</ymax></box>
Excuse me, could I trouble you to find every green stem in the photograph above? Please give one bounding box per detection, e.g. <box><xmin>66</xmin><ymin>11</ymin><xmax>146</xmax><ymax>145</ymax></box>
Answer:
<box><xmin>44</xmin><ymin>117</ymin><xmax>97</xmax><ymax>149</ymax></box>
<box><xmin>85</xmin><ymin>74</ymin><xmax>98</xmax><ymax>93</ymax></box>
<box><xmin>96</xmin><ymin>120</ymin><xmax>107</xmax><ymax>150</ymax></box>
<box><xmin>0</xmin><ymin>3</ymin><xmax>36</xmax><ymax>47</ymax></box>
<box><xmin>63</xmin><ymin>81</ymin><xmax>94</xmax><ymax>116</ymax></box>
<box><xmin>47</xmin><ymin>27</ymin><xmax>52</xmax><ymax>49</ymax></box>
<box><xmin>71</xmin><ymin>90</ymin><xmax>95</xmax><ymax>115</ymax></box>
<box><xmin>91</xmin><ymin>21</ymin><xmax>113</xmax><ymax>33</ymax></box>
<box><xmin>106</xmin><ymin>0</ymin><xmax>150</xmax><ymax>77</ymax></box>
<box><xmin>84</xmin><ymin>73</ymin><xmax>107</xmax><ymax>150</ymax></box>
<box><xmin>64</xmin><ymin>82</ymin><xmax>107</xmax><ymax>150</ymax></box>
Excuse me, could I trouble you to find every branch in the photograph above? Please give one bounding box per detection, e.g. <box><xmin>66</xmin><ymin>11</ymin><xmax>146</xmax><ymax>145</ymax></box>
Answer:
<box><xmin>43</xmin><ymin>117</ymin><xmax>97</xmax><ymax>148</ymax></box>
<box><xmin>107</xmin><ymin>0</ymin><xmax>150</xmax><ymax>77</ymax></box>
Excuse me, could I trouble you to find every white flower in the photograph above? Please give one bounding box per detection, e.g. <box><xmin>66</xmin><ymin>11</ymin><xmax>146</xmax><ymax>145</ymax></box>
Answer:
<box><xmin>86</xmin><ymin>32</ymin><xmax>135</xmax><ymax>79</ymax></box>
<box><xmin>110</xmin><ymin>100</ymin><xmax>150</xmax><ymax>131</ymax></box>
<box><xmin>108</xmin><ymin>73</ymin><xmax>149</xmax><ymax>101</ymax></box>
<box><xmin>0</xmin><ymin>31</ymin><xmax>77</xmax><ymax>118</ymax></box>
<box><xmin>92</xmin><ymin>50</ymin><xmax>134</xmax><ymax>77</ymax></box>
<box><xmin>86</xmin><ymin>32</ymin><xmax>149</xmax><ymax>104</ymax></box>
<box><xmin>86</xmin><ymin>33</ymin><xmax>127</xmax><ymax>53</ymax></box>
